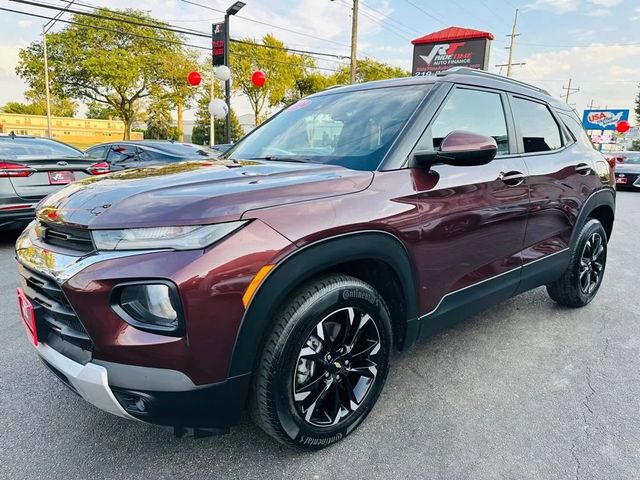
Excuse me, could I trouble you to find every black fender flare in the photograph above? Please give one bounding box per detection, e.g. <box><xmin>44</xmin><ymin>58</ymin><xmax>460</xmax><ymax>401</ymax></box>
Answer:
<box><xmin>227</xmin><ymin>231</ymin><xmax>419</xmax><ymax>377</ymax></box>
<box><xmin>570</xmin><ymin>188</ymin><xmax>615</xmax><ymax>247</ymax></box>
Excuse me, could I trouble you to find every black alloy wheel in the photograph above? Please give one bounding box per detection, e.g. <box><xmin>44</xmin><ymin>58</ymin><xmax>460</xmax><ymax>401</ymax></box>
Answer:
<box><xmin>251</xmin><ymin>274</ymin><xmax>392</xmax><ymax>449</ymax></box>
<box><xmin>292</xmin><ymin>306</ymin><xmax>382</xmax><ymax>428</ymax></box>
<box><xmin>547</xmin><ymin>218</ymin><xmax>608</xmax><ymax>307</ymax></box>
<box><xmin>579</xmin><ymin>232</ymin><xmax>605</xmax><ymax>295</ymax></box>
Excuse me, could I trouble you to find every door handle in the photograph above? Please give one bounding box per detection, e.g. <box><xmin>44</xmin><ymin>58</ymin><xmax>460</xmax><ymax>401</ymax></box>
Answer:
<box><xmin>576</xmin><ymin>163</ymin><xmax>592</xmax><ymax>175</ymax></box>
<box><xmin>499</xmin><ymin>171</ymin><xmax>525</xmax><ymax>186</ymax></box>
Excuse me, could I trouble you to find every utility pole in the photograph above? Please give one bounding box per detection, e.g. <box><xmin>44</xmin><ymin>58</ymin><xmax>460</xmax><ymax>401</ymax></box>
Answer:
<box><xmin>495</xmin><ymin>10</ymin><xmax>525</xmax><ymax>76</ymax></box>
<box><xmin>349</xmin><ymin>0</ymin><xmax>359</xmax><ymax>84</ymax></box>
<box><xmin>562</xmin><ymin>78</ymin><xmax>580</xmax><ymax>104</ymax></box>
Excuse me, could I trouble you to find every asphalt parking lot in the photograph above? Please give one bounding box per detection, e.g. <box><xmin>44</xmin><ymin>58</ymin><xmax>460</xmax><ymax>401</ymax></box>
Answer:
<box><xmin>1</xmin><ymin>191</ymin><xmax>638</xmax><ymax>480</ymax></box>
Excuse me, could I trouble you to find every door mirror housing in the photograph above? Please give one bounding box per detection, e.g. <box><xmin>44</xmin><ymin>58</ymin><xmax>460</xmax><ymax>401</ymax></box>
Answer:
<box><xmin>414</xmin><ymin>131</ymin><xmax>498</xmax><ymax>168</ymax></box>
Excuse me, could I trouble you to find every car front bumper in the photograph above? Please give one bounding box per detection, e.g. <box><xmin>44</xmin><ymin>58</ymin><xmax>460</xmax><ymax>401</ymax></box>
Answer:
<box><xmin>37</xmin><ymin>339</ymin><xmax>251</xmax><ymax>428</ymax></box>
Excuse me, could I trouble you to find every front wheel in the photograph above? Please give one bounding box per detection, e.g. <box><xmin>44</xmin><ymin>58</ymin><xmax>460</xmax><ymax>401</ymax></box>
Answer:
<box><xmin>547</xmin><ymin>218</ymin><xmax>608</xmax><ymax>307</ymax></box>
<box><xmin>250</xmin><ymin>274</ymin><xmax>392</xmax><ymax>449</ymax></box>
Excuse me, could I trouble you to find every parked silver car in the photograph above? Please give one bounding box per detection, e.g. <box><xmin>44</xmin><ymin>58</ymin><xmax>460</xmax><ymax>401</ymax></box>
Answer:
<box><xmin>0</xmin><ymin>134</ymin><xmax>107</xmax><ymax>230</ymax></box>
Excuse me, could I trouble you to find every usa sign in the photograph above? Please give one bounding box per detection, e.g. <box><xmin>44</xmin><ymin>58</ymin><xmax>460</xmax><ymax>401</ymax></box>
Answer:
<box><xmin>582</xmin><ymin>109</ymin><xmax>630</xmax><ymax>131</ymax></box>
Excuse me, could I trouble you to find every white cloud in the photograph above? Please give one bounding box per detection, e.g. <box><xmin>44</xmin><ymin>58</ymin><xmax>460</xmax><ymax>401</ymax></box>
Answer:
<box><xmin>633</xmin><ymin>7</ymin><xmax>640</xmax><ymax>20</ymax></box>
<box><xmin>525</xmin><ymin>0</ymin><xmax>580</xmax><ymax>13</ymax></box>
<box><xmin>589</xmin><ymin>0</ymin><xmax>621</xmax><ymax>6</ymax></box>
<box><xmin>17</xmin><ymin>20</ymin><xmax>33</xmax><ymax>29</ymax></box>
<box><xmin>513</xmin><ymin>44</ymin><xmax>640</xmax><ymax>113</ymax></box>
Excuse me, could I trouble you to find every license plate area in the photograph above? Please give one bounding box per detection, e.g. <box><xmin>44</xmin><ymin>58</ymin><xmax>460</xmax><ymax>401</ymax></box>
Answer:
<box><xmin>48</xmin><ymin>171</ymin><xmax>75</xmax><ymax>185</ymax></box>
<box><xmin>17</xmin><ymin>288</ymin><xmax>37</xmax><ymax>346</ymax></box>
<box><xmin>616</xmin><ymin>177</ymin><xmax>627</xmax><ymax>184</ymax></box>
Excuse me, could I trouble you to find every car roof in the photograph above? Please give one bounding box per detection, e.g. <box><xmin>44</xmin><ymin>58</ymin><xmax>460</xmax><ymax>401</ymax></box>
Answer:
<box><xmin>311</xmin><ymin>67</ymin><xmax>569</xmax><ymax>112</ymax></box>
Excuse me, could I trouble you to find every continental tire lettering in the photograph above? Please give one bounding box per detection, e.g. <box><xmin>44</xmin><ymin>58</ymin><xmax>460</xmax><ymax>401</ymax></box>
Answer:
<box><xmin>299</xmin><ymin>433</ymin><xmax>343</xmax><ymax>446</ymax></box>
<box><xmin>342</xmin><ymin>289</ymin><xmax>378</xmax><ymax>305</ymax></box>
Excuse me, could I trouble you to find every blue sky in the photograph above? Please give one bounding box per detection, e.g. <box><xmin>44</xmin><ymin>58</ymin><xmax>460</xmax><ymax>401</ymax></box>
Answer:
<box><xmin>0</xmin><ymin>0</ymin><xmax>638</xmax><ymax>121</ymax></box>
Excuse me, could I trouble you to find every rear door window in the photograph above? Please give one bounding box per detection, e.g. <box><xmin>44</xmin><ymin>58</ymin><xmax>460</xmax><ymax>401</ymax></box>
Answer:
<box><xmin>512</xmin><ymin>97</ymin><xmax>563</xmax><ymax>153</ymax></box>
<box><xmin>559</xmin><ymin>112</ymin><xmax>595</xmax><ymax>149</ymax></box>
<box><xmin>107</xmin><ymin>145</ymin><xmax>138</xmax><ymax>164</ymax></box>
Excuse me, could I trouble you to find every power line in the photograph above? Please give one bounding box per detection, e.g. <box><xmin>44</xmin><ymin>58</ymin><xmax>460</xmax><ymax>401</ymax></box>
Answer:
<box><xmin>335</xmin><ymin>0</ymin><xmax>412</xmax><ymax>42</ymax></box>
<box><xmin>401</xmin><ymin>0</ymin><xmax>447</xmax><ymax>27</ymax></box>
<box><xmin>179</xmin><ymin>0</ymin><xmax>351</xmax><ymax>48</ymax></box>
<box><xmin>1</xmin><ymin>7</ymin><xmax>345</xmax><ymax>72</ymax></box>
<box><xmin>358</xmin><ymin>0</ymin><xmax>421</xmax><ymax>36</ymax></box>
<box><xmin>8</xmin><ymin>0</ymin><xmax>350</xmax><ymax>61</ymax></box>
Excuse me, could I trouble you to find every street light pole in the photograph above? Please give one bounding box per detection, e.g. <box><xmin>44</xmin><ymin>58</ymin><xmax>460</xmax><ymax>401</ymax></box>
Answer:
<box><xmin>42</xmin><ymin>0</ymin><xmax>75</xmax><ymax>139</ymax></box>
<box><xmin>210</xmin><ymin>64</ymin><xmax>215</xmax><ymax>146</ymax></box>
<box><xmin>224</xmin><ymin>1</ymin><xmax>245</xmax><ymax>144</ymax></box>
<box><xmin>42</xmin><ymin>25</ymin><xmax>53</xmax><ymax>139</ymax></box>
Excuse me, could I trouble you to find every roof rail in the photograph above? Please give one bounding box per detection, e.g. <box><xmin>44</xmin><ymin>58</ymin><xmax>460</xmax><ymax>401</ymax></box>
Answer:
<box><xmin>436</xmin><ymin>67</ymin><xmax>550</xmax><ymax>96</ymax></box>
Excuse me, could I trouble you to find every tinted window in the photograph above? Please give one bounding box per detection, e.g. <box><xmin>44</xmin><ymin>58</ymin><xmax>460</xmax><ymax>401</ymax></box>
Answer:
<box><xmin>107</xmin><ymin>145</ymin><xmax>138</xmax><ymax>163</ymax></box>
<box><xmin>0</xmin><ymin>136</ymin><xmax>83</xmax><ymax>158</ymax></box>
<box><xmin>429</xmin><ymin>88</ymin><xmax>509</xmax><ymax>155</ymax></box>
<box><xmin>559</xmin><ymin>112</ymin><xmax>594</xmax><ymax>149</ymax></box>
<box><xmin>622</xmin><ymin>153</ymin><xmax>640</xmax><ymax>164</ymax></box>
<box><xmin>86</xmin><ymin>145</ymin><xmax>107</xmax><ymax>159</ymax></box>
<box><xmin>228</xmin><ymin>85</ymin><xmax>430</xmax><ymax>171</ymax></box>
<box><xmin>512</xmin><ymin>98</ymin><xmax>562</xmax><ymax>153</ymax></box>
<box><xmin>143</xmin><ymin>142</ymin><xmax>213</xmax><ymax>158</ymax></box>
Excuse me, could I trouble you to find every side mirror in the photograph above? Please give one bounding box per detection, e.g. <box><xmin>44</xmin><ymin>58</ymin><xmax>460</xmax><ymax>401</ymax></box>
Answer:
<box><xmin>414</xmin><ymin>131</ymin><xmax>498</xmax><ymax>168</ymax></box>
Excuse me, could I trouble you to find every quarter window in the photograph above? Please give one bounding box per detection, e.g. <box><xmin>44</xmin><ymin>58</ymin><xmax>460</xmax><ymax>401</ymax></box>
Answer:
<box><xmin>428</xmin><ymin>88</ymin><xmax>510</xmax><ymax>155</ymax></box>
<box><xmin>512</xmin><ymin>97</ymin><xmax>562</xmax><ymax>153</ymax></box>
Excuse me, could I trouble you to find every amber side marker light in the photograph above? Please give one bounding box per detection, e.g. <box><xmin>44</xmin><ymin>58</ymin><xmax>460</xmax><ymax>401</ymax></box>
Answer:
<box><xmin>242</xmin><ymin>264</ymin><xmax>275</xmax><ymax>308</ymax></box>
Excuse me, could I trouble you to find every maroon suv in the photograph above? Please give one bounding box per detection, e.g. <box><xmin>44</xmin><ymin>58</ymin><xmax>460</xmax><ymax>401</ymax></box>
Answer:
<box><xmin>15</xmin><ymin>68</ymin><xmax>615</xmax><ymax>449</ymax></box>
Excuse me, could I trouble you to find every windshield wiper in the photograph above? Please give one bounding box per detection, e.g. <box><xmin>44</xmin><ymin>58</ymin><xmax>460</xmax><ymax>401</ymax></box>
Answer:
<box><xmin>250</xmin><ymin>156</ymin><xmax>315</xmax><ymax>163</ymax></box>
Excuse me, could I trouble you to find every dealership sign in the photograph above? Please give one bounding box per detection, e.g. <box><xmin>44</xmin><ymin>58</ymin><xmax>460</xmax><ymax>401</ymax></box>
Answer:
<box><xmin>582</xmin><ymin>109</ymin><xmax>630</xmax><ymax>131</ymax></box>
<box><xmin>411</xmin><ymin>27</ymin><xmax>493</xmax><ymax>76</ymax></box>
<box><xmin>212</xmin><ymin>21</ymin><xmax>226</xmax><ymax>67</ymax></box>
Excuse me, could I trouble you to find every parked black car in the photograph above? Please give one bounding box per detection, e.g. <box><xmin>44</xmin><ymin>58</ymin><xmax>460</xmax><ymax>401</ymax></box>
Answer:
<box><xmin>85</xmin><ymin>141</ymin><xmax>218</xmax><ymax>170</ymax></box>
<box><xmin>614</xmin><ymin>151</ymin><xmax>640</xmax><ymax>189</ymax></box>
<box><xmin>0</xmin><ymin>134</ymin><xmax>107</xmax><ymax>230</ymax></box>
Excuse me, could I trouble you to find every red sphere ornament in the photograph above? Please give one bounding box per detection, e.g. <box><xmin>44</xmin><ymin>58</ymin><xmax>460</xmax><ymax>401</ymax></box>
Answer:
<box><xmin>616</xmin><ymin>120</ymin><xmax>630</xmax><ymax>134</ymax></box>
<box><xmin>251</xmin><ymin>70</ymin><xmax>266</xmax><ymax>87</ymax></box>
<box><xmin>187</xmin><ymin>71</ymin><xmax>202</xmax><ymax>86</ymax></box>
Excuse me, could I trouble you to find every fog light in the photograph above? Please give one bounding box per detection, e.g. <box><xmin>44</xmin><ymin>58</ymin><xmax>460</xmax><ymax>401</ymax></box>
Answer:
<box><xmin>111</xmin><ymin>282</ymin><xmax>184</xmax><ymax>336</ymax></box>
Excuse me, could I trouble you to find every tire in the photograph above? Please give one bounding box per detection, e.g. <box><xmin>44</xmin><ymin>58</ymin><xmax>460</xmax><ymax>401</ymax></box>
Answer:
<box><xmin>250</xmin><ymin>273</ymin><xmax>393</xmax><ymax>449</ymax></box>
<box><xmin>546</xmin><ymin>218</ymin><xmax>608</xmax><ymax>308</ymax></box>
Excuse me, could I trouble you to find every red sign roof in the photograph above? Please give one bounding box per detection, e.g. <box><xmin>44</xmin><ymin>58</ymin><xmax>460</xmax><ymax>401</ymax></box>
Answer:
<box><xmin>411</xmin><ymin>27</ymin><xmax>494</xmax><ymax>45</ymax></box>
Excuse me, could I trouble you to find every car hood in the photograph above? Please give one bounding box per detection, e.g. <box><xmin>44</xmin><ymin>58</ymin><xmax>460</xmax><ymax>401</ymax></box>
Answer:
<box><xmin>36</xmin><ymin>160</ymin><xmax>373</xmax><ymax>229</ymax></box>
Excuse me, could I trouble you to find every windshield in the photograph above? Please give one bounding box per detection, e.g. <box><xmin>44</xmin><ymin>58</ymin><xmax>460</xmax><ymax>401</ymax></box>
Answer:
<box><xmin>228</xmin><ymin>85</ymin><xmax>430</xmax><ymax>171</ymax></box>
<box><xmin>622</xmin><ymin>153</ymin><xmax>640</xmax><ymax>164</ymax></box>
<box><xmin>0</xmin><ymin>136</ymin><xmax>83</xmax><ymax>159</ymax></box>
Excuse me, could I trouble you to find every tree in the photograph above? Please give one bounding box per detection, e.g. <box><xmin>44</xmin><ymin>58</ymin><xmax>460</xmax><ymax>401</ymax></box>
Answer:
<box><xmin>16</xmin><ymin>8</ymin><xmax>183</xmax><ymax>139</ymax></box>
<box><xmin>86</xmin><ymin>102</ymin><xmax>115</xmax><ymax>120</ymax></box>
<box><xmin>282</xmin><ymin>71</ymin><xmax>335</xmax><ymax>106</ymax></box>
<box><xmin>630</xmin><ymin>139</ymin><xmax>640</xmax><ymax>151</ymax></box>
<box><xmin>635</xmin><ymin>86</ymin><xmax>640</xmax><ymax>124</ymax></box>
<box><xmin>157</xmin><ymin>49</ymin><xmax>199</xmax><ymax>141</ymax></box>
<box><xmin>143</xmin><ymin>98</ymin><xmax>179</xmax><ymax>140</ymax></box>
<box><xmin>1</xmin><ymin>90</ymin><xmax>77</xmax><ymax>117</ymax></box>
<box><xmin>191</xmin><ymin>84</ymin><xmax>243</xmax><ymax>145</ymax></box>
<box><xmin>331</xmin><ymin>58</ymin><xmax>410</xmax><ymax>84</ymax></box>
<box><xmin>230</xmin><ymin>35</ymin><xmax>312</xmax><ymax>125</ymax></box>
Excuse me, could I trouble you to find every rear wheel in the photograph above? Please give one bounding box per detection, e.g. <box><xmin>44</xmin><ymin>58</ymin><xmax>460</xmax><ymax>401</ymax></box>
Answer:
<box><xmin>547</xmin><ymin>218</ymin><xmax>607</xmax><ymax>307</ymax></box>
<box><xmin>250</xmin><ymin>273</ymin><xmax>392</xmax><ymax>449</ymax></box>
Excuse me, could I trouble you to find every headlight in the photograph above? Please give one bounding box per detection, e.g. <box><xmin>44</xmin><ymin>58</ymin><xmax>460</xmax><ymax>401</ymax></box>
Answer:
<box><xmin>111</xmin><ymin>282</ymin><xmax>184</xmax><ymax>336</ymax></box>
<box><xmin>92</xmin><ymin>222</ymin><xmax>246</xmax><ymax>251</ymax></box>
